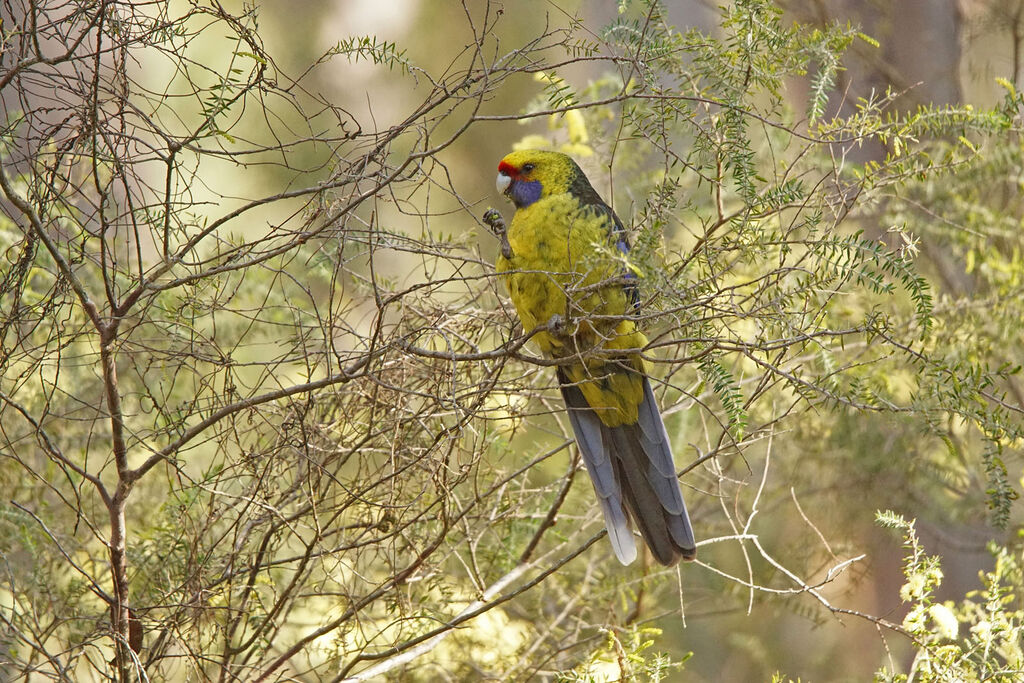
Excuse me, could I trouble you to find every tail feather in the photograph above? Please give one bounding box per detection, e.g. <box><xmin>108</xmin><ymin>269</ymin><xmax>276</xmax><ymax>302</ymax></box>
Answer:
<box><xmin>594</xmin><ymin>492</ymin><xmax>639</xmax><ymax>565</ymax></box>
<box><xmin>608</xmin><ymin>426</ymin><xmax>687</xmax><ymax>566</ymax></box>
<box><xmin>559</xmin><ymin>372</ymin><xmax>638</xmax><ymax>565</ymax></box>
<box><xmin>639</xmin><ymin>448</ymin><xmax>687</xmax><ymax>515</ymax></box>
<box><xmin>637</xmin><ymin>379</ymin><xmax>689</xmax><ymax>518</ymax></box>
<box><xmin>558</xmin><ymin>369</ymin><xmax>696</xmax><ymax>566</ymax></box>
<box><xmin>667</xmin><ymin>508</ymin><xmax>697</xmax><ymax>553</ymax></box>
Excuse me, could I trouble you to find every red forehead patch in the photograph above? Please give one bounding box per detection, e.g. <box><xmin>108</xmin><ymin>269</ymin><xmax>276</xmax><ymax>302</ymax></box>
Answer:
<box><xmin>497</xmin><ymin>160</ymin><xmax>518</xmax><ymax>176</ymax></box>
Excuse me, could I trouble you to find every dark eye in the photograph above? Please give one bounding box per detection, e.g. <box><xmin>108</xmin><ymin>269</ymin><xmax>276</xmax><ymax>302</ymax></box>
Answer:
<box><xmin>522</xmin><ymin>163</ymin><xmax>535</xmax><ymax>172</ymax></box>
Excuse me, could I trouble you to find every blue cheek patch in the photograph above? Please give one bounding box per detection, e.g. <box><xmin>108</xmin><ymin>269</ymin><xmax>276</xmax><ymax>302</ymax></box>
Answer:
<box><xmin>512</xmin><ymin>179</ymin><xmax>543</xmax><ymax>208</ymax></box>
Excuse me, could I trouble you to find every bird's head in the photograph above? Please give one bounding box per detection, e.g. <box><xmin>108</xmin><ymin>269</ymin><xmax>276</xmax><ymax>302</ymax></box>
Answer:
<box><xmin>496</xmin><ymin>150</ymin><xmax>580</xmax><ymax>209</ymax></box>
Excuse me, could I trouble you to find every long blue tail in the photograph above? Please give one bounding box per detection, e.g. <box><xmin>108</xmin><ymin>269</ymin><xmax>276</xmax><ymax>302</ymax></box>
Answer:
<box><xmin>559</xmin><ymin>369</ymin><xmax>697</xmax><ymax>566</ymax></box>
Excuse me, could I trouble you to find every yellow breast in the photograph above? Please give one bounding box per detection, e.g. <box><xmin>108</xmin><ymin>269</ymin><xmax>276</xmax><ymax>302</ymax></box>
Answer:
<box><xmin>497</xmin><ymin>193</ymin><xmax>633</xmax><ymax>356</ymax></box>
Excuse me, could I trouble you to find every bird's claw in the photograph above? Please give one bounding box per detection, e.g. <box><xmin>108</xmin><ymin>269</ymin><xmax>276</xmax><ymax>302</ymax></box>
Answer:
<box><xmin>546</xmin><ymin>314</ymin><xmax>566</xmax><ymax>335</ymax></box>
<box><xmin>482</xmin><ymin>208</ymin><xmax>503</xmax><ymax>229</ymax></box>
<box><xmin>483</xmin><ymin>208</ymin><xmax>513</xmax><ymax>260</ymax></box>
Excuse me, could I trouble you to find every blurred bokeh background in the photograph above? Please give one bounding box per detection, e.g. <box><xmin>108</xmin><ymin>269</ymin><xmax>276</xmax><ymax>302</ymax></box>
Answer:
<box><xmin>2</xmin><ymin>1</ymin><xmax>1022</xmax><ymax>680</ymax></box>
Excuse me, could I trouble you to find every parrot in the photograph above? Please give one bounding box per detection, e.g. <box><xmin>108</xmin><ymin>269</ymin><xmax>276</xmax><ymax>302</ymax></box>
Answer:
<box><xmin>493</xmin><ymin>149</ymin><xmax>697</xmax><ymax>566</ymax></box>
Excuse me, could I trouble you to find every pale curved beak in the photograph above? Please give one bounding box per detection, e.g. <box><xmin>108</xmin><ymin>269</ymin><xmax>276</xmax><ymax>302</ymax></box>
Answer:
<box><xmin>496</xmin><ymin>172</ymin><xmax>512</xmax><ymax>195</ymax></box>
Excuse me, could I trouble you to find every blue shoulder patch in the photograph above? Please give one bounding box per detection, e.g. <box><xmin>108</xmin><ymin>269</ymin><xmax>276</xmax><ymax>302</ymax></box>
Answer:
<box><xmin>606</xmin><ymin>219</ymin><xmax>639</xmax><ymax>312</ymax></box>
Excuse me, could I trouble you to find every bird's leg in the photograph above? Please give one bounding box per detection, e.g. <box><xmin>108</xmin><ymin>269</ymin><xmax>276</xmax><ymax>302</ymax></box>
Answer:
<box><xmin>482</xmin><ymin>208</ymin><xmax>513</xmax><ymax>260</ymax></box>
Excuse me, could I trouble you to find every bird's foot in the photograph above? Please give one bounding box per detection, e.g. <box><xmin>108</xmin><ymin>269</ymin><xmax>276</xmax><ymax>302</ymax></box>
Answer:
<box><xmin>483</xmin><ymin>208</ymin><xmax>513</xmax><ymax>259</ymax></box>
<box><xmin>545</xmin><ymin>314</ymin><xmax>567</xmax><ymax>336</ymax></box>
<box><xmin>482</xmin><ymin>208</ymin><xmax>503</xmax><ymax>229</ymax></box>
